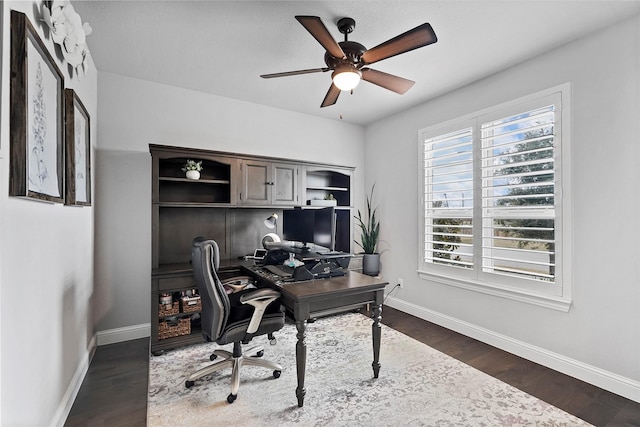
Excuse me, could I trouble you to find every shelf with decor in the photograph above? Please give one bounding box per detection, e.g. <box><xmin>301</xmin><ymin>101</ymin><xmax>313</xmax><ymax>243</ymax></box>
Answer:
<box><xmin>151</xmin><ymin>262</ymin><xmax>246</xmax><ymax>355</ymax></box>
<box><xmin>155</xmin><ymin>155</ymin><xmax>236</xmax><ymax>205</ymax></box>
<box><xmin>159</xmin><ymin>176</ymin><xmax>231</xmax><ymax>184</ymax></box>
<box><xmin>152</xmin><ymin>269</ymin><xmax>202</xmax><ymax>354</ymax></box>
<box><xmin>303</xmin><ymin>167</ymin><xmax>352</xmax><ymax>208</ymax></box>
<box><xmin>305</xmin><ymin>185</ymin><xmax>349</xmax><ymax>192</ymax></box>
<box><xmin>302</xmin><ymin>166</ymin><xmax>353</xmax><ymax>252</ymax></box>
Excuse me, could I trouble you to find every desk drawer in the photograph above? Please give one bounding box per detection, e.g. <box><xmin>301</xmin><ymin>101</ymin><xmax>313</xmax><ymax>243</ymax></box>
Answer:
<box><xmin>309</xmin><ymin>292</ymin><xmax>376</xmax><ymax>315</ymax></box>
<box><xmin>158</xmin><ymin>275</ymin><xmax>195</xmax><ymax>291</ymax></box>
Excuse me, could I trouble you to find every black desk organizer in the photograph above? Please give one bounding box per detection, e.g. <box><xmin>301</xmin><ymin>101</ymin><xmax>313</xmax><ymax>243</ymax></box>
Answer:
<box><xmin>259</xmin><ymin>249</ymin><xmax>352</xmax><ymax>282</ymax></box>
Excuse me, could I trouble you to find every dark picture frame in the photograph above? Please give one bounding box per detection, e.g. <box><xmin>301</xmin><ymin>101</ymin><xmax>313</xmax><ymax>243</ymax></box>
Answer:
<box><xmin>9</xmin><ymin>10</ymin><xmax>65</xmax><ymax>203</ymax></box>
<box><xmin>64</xmin><ymin>89</ymin><xmax>91</xmax><ymax>206</ymax></box>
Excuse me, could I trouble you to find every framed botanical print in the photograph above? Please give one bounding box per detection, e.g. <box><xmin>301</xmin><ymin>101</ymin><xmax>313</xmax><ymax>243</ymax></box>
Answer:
<box><xmin>9</xmin><ymin>10</ymin><xmax>65</xmax><ymax>203</ymax></box>
<box><xmin>64</xmin><ymin>89</ymin><xmax>91</xmax><ymax>206</ymax></box>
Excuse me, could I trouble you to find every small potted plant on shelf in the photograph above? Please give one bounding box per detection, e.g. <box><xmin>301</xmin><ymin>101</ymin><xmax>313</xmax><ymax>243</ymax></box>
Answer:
<box><xmin>354</xmin><ymin>184</ymin><xmax>380</xmax><ymax>276</ymax></box>
<box><xmin>182</xmin><ymin>159</ymin><xmax>203</xmax><ymax>180</ymax></box>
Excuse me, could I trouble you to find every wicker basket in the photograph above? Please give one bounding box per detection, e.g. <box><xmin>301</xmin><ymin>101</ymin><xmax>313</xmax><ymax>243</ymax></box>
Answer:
<box><xmin>158</xmin><ymin>301</ymin><xmax>179</xmax><ymax>317</ymax></box>
<box><xmin>180</xmin><ymin>296</ymin><xmax>202</xmax><ymax>313</ymax></box>
<box><xmin>158</xmin><ymin>318</ymin><xmax>191</xmax><ymax>340</ymax></box>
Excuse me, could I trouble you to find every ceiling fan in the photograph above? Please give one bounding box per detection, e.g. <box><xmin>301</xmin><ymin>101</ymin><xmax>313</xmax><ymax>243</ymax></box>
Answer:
<box><xmin>260</xmin><ymin>15</ymin><xmax>438</xmax><ymax>108</ymax></box>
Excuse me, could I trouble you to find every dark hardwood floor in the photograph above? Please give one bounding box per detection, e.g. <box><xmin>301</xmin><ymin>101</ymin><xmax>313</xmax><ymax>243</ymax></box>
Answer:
<box><xmin>64</xmin><ymin>336</ymin><xmax>149</xmax><ymax>427</ymax></box>
<box><xmin>64</xmin><ymin>306</ymin><xmax>640</xmax><ymax>426</ymax></box>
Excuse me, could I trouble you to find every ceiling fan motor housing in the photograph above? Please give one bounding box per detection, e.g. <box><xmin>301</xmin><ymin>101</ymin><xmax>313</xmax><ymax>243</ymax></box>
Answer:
<box><xmin>324</xmin><ymin>41</ymin><xmax>367</xmax><ymax>70</ymax></box>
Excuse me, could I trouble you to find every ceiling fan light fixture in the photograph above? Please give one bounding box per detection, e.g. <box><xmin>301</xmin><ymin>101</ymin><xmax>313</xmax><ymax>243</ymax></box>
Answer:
<box><xmin>332</xmin><ymin>68</ymin><xmax>362</xmax><ymax>91</ymax></box>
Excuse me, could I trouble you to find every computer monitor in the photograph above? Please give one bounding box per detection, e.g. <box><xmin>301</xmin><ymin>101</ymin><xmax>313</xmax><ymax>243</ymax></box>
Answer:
<box><xmin>282</xmin><ymin>207</ymin><xmax>336</xmax><ymax>250</ymax></box>
<box><xmin>313</xmin><ymin>207</ymin><xmax>336</xmax><ymax>251</ymax></box>
<box><xmin>282</xmin><ymin>209</ymin><xmax>315</xmax><ymax>245</ymax></box>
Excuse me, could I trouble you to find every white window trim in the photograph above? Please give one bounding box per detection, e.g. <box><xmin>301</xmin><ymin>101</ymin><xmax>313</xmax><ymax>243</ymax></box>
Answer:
<box><xmin>417</xmin><ymin>83</ymin><xmax>573</xmax><ymax>312</ymax></box>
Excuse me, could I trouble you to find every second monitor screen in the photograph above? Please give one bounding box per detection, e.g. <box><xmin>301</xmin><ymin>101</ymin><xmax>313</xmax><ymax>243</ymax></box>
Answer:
<box><xmin>282</xmin><ymin>207</ymin><xmax>335</xmax><ymax>250</ymax></box>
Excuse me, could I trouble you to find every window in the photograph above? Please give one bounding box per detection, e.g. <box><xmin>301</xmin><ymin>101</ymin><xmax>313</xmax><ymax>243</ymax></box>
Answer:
<box><xmin>423</xmin><ymin>126</ymin><xmax>474</xmax><ymax>269</ymax></box>
<box><xmin>418</xmin><ymin>85</ymin><xmax>572</xmax><ymax>310</ymax></box>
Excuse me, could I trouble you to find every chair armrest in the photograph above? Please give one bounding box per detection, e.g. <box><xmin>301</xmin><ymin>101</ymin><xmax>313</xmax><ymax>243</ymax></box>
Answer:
<box><xmin>240</xmin><ymin>289</ymin><xmax>281</xmax><ymax>334</ymax></box>
<box><xmin>222</xmin><ymin>276</ymin><xmax>254</xmax><ymax>293</ymax></box>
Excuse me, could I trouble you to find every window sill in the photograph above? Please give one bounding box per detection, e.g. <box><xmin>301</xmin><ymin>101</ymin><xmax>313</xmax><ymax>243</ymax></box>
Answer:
<box><xmin>417</xmin><ymin>270</ymin><xmax>572</xmax><ymax>312</ymax></box>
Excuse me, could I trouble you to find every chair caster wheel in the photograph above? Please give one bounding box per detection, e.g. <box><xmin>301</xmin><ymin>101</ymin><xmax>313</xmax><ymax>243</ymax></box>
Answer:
<box><xmin>210</xmin><ymin>354</ymin><xmax>217</xmax><ymax>361</ymax></box>
<box><xmin>269</xmin><ymin>337</ymin><xmax>277</xmax><ymax>345</ymax></box>
<box><xmin>227</xmin><ymin>393</ymin><xmax>237</xmax><ymax>404</ymax></box>
<box><xmin>255</xmin><ymin>350</ymin><xmax>264</xmax><ymax>357</ymax></box>
<box><xmin>185</xmin><ymin>380</ymin><xmax>195</xmax><ymax>388</ymax></box>
<box><xmin>273</xmin><ymin>370</ymin><xmax>281</xmax><ymax>379</ymax></box>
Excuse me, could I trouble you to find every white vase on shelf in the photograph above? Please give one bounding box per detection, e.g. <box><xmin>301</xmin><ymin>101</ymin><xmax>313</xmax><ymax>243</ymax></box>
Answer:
<box><xmin>186</xmin><ymin>170</ymin><xmax>200</xmax><ymax>180</ymax></box>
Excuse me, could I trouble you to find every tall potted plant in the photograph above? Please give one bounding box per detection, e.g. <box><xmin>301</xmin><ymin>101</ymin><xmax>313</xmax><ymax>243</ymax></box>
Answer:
<box><xmin>354</xmin><ymin>184</ymin><xmax>380</xmax><ymax>276</ymax></box>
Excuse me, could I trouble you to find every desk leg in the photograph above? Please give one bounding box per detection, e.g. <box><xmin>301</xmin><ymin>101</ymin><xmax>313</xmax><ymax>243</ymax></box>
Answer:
<box><xmin>295</xmin><ymin>320</ymin><xmax>307</xmax><ymax>407</ymax></box>
<box><xmin>371</xmin><ymin>303</ymin><xmax>382</xmax><ymax>378</ymax></box>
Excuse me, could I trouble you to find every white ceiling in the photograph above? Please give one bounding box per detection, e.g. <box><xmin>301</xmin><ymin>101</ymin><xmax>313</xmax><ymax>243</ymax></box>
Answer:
<box><xmin>73</xmin><ymin>1</ymin><xmax>640</xmax><ymax>125</ymax></box>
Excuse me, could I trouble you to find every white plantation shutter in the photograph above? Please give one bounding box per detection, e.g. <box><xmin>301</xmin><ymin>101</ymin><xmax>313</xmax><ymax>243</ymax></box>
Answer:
<box><xmin>481</xmin><ymin>105</ymin><xmax>557</xmax><ymax>283</ymax></box>
<box><xmin>423</xmin><ymin>128</ymin><xmax>474</xmax><ymax>269</ymax></box>
<box><xmin>418</xmin><ymin>85</ymin><xmax>570</xmax><ymax>308</ymax></box>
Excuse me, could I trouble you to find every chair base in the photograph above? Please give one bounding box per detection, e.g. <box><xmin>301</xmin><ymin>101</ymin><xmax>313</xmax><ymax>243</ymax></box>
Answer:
<box><xmin>185</xmin><ymin>343</ymin><xmax>282</xmax><ymax>403</ymax></box>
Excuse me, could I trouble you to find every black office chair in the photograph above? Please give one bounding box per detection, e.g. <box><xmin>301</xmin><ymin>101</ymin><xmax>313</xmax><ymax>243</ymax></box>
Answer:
<box><xmin>185</xmin><ymin>238</ymin><xmax>285</xmax><ymax>403</ymax></box>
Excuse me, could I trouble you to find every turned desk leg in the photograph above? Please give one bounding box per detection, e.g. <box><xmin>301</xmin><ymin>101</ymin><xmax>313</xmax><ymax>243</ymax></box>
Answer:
<box><xmin>295</xmin><ymin>320</ymin><xmax>307</xmax><ymax>407</ymax></box>
<box><xmin>371</xmin><ymin>303</ymin><xmax>382</xmax><ymax>378</ymax></box>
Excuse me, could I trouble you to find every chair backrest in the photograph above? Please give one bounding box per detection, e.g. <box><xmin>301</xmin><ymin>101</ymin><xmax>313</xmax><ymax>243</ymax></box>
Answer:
<box><xmin>192</xmin><ymin>238</ymin><xmax>230</xmax><ymax>342</ymax></box>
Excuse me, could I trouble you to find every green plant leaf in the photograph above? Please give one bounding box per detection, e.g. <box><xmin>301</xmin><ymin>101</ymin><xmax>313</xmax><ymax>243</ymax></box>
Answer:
<box><xmin>353</xmin><ymin>184</ymin><xmax>379</xmax><ymax>254</ymax></box>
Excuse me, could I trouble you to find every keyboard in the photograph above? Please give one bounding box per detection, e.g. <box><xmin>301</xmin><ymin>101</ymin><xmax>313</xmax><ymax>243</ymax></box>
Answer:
<box><xmin>264</xmin><ymin>264</ymin><xmax>294</xmax><ymax>278</ymax></box>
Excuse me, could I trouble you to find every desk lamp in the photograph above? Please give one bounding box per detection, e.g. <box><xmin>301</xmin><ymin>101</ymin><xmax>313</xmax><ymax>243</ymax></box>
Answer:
<box><xmin>264</xmin><ymin>213</ymin><xmax>278</xmax><ymax>229</ymax></box>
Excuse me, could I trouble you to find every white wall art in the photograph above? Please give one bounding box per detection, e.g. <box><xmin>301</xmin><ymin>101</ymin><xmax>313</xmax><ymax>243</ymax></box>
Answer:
<box><xmin>42</xmin><ymin>0</ymin><xmax>92</xmax><ymax>78</ymax></box>
<box><xmin>64</xmin><ymin>88</ymin><xmax>91</xmax><ymax>206</ymax></box>
<box><xmin>10</xmin><ymin>10</ymin><xmax>65</xmax><ymax>203</ymax></box>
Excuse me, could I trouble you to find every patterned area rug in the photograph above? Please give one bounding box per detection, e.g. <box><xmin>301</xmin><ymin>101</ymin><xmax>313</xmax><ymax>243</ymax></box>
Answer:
<box><xmin>148</xmin><ymin>312</ymin><xmax>591</xmax><ymax>426</ymax></box>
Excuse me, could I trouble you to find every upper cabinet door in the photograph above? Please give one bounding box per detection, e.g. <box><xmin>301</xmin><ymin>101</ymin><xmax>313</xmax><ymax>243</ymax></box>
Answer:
<box><xmin>239</xmin><ymin>160</ymin><xmax>300</xmax><ymax>206</ymax></box>
<box><xmin>240</xmin><ymin>160</ymin><xmax>271</xmax><ymax>205</ymax></box>
<box><xmin>272</xmin><ymin>162</ymin><xmax>299</xmax><ymax>206</ymax></box>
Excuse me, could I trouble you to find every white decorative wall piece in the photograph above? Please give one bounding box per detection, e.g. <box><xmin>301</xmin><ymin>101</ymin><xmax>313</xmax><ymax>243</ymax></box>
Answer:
<box><xmin>42</xmin><ymin>0</ymin><xmax>92</xmax><ymax>78</ymax></box>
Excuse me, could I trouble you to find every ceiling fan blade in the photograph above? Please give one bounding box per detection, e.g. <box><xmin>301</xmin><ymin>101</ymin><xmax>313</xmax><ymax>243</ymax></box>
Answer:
<box><xmin>321</xmin><ymin>83</ymin><xmax>341</xmax><ymax>108</ymax></box>
<box><xmin>260</xmin><ymin>68</ymin><xmax>329</xmax><ymax>79</ymax></box>
<box><xmin>362</xmin><ymin>23</ymin><xmax>437</xmax><ymax>65</ymax></box>
<box><xmin>361</xmin><ymin>68</ymin><xmax>415</xmax><ymax>94</ymax></box>
<box><xmin>295</xmin><ymin>15</ymin><xmax>346</xmax><ymax>59</ymax></box>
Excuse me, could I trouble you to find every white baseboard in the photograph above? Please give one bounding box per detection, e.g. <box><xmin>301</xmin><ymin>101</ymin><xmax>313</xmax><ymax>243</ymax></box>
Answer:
<box><xmin>96</xmin><ymin>323</ymin><xmax>151</xmax><ymax>346</ymax></box>
<box><xmin>386</xmin><ymin>297</ymin><xmax>640</xmax><ymax>403</ymax></box>
<box><xmin>50</xmin><ymin>335</ymin><xmax>97</xmax><ymax>427</ymax></box>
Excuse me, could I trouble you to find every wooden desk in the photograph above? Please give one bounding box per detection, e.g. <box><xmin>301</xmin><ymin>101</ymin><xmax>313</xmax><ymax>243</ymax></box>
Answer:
<box><xmin>244</xmin><ymin>267</ymin><xmax>387</xmax><ymax>407</ymax></box>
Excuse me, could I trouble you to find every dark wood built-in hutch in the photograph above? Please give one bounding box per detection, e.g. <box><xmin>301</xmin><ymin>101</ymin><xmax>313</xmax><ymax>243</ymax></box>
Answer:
<box><xmin>150</xmin><ymin>144</ymin><xmax>355</xmax><ymax>354</ymax></box>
